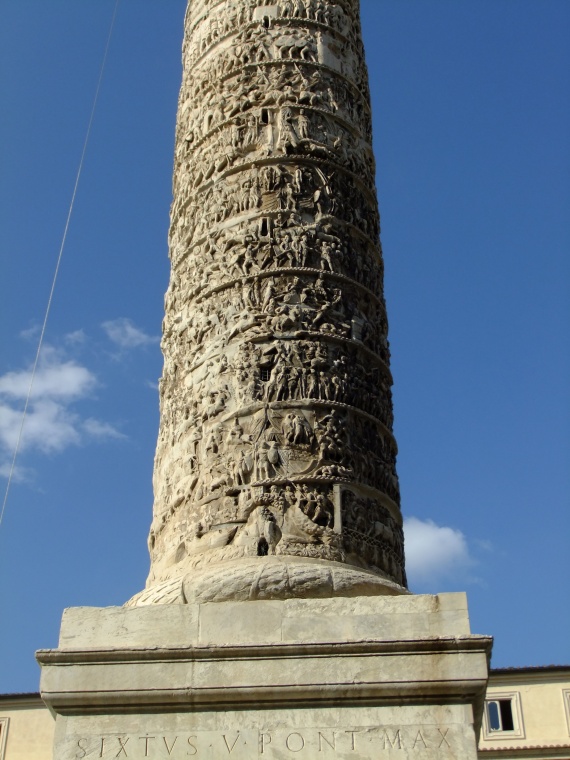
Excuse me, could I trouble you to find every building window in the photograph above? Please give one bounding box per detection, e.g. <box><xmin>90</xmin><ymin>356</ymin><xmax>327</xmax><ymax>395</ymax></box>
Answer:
<box><xmin>483</xmin><ymin>692</ymin><xmax>525</xmax><ymax>740</ymax></box>
<box><xmin>0</xmin><ymin>718</ymin><xmax>9</xmax><ymax>760</ymax></box>
<box><xmin>488</xmin><ymin>699</ymin><xmax>514</xmax><ymax>731</ymax></box>
<box><xmin>260</xmin><ymin>366</ymin><xmax>271</xmax><ymax>382</ymax></box>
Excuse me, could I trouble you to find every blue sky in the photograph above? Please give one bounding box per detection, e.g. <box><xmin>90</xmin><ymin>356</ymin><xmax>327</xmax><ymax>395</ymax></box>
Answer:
<box><xmin>1</xmin><ymin>1</ymin><xmax>569</xmax><ymax>693</ymax></box>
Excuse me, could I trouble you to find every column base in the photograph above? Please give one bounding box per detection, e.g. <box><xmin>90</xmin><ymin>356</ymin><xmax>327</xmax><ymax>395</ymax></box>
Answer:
<box><xmin>37</xmin><ymin>593</ymin><xmax>491</xmax><ymax>759</ymax></box>
<box><xmin>128</xmin><ymin>556</ymin><xmax>408</xmax><ymax>606</ymax></box>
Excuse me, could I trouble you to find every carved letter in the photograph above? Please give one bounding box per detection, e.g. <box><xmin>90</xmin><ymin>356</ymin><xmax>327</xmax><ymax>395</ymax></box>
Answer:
<box><xmin>438</xmin><ymin>728</ymin><xmax>451</xmax><ymax>748</ymax></box>
<box><xmin>383</xmin><ymin>730</ymin><xmax>403</xmax><ymax>749</ymax></box>
<box><xmin>76</xmin><ymin>739</ymin><xmax>88</xmax><ymax>759</ymax></box>
<box><xmin>345</xmin><ymin>731</ymin><xmax>358</xmax><ymax>751</ymax></box>
<box><xmin>260</xmin><ymin>733</ymin><xmax>272</xmax><ymax>754</ymax></box>
<box><xmin>163</xmin><ymin>737</ymin><xmax>178</xmax><ymax>755</ymax></box>
<box><xmin>140</xmin><ymin>737</ymin><xmax>155</xmax><ymax>757</ymax></box>
<box><xmin>99</xmin><ymin>738</ymin><xmax>105</xmax><ymax>759</ymax></box>
<box><xmin>222</xmin><ymin>732</ymin><xmax>241</xmax><ymax>753</ymax></box>
<box><xmin>286</xmin><ymin>733</ymin><xmax>305</xmax><ymax>752</ymax></box>
<box><xmin>318</xmin><ymin>731</ymin><xmax>336</xmax><ymax>751</ymax></box>
<box><xmin>116</xmin><ymin>737</ymin><xmax>130</xmax><ymax>758</ymax></box>
<box><xmin>187</xmin><ymin>736</ymin><xmax>198</xmax><ymax>756</ymax></box>
<box><xmin>413</xmin><ymin>731</ymin><xmax>427</xmax><ymax>748</ymax></box>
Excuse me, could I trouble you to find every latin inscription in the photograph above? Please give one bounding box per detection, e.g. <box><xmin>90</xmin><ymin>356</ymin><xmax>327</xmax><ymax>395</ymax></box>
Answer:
<box><xmin>68</xmin><ymin>726</ymin><xmax>460</xmax><ymax>759</ymax></box>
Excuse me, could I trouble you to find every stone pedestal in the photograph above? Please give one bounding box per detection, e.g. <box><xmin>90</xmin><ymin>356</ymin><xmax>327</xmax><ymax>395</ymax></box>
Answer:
<box><xmin>37</xmin><ymin>593</ymin><xmax>491</xmax><ymax>759</ymax></box>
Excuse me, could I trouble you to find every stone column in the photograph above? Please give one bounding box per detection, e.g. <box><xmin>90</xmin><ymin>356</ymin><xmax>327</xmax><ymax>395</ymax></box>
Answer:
<box><xmin>38</xmin><ymin>6</ymin><xmax>492</xmax><ymax>757</ymax></box>
<box><xmin>136</xmin><ymin>0</ymin><xmax>407</xmax><ymax>605</ymax></box>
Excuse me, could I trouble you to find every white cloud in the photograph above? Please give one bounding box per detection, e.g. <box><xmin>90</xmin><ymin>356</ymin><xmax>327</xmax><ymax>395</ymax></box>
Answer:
<box><xmin>0</xmin><ymin>398</ymin><xmax>81</xmax><ymax>454</ymax></box>
<box><xmin>403</xmin><ymin>517</ymin><xmax>475</xmax><ymax>589</ymax></box>
<box><xmin>64</xmin><ymin>329</ymin><xmax>86</xmax><ymax>346</ymax></box>
<box><xmin>0</xmin><ymin>460</ymin><xmax>31</xmax><ymax>484</ymax></box>
<box><xmin>0</xmin><ymin>348</ymin><xmax>95</xmax><ymax>401</ymax></box>
<box><xmin>0</xmin><ymin>343</ymin><xmax>125</xmax><ymax>478</ymax></box>
<box><xmin>19</xmin><ymin>325</ymin><xmax>41</xmax><ymax>341</ymax></box>
<box><xmin>102</xmin><ymin>318</ymin><xmax>159</xmax><ymax>349</ymax></box>
<box><xmin>82</xmin><ymin>418</ymin><xmax>124</xmax><ymax>439</ymax></box>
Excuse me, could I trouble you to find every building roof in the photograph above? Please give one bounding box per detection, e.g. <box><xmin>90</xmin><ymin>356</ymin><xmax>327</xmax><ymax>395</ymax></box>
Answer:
<box><xmin>490</xmin><ymin>665</ymin><xmax>570</xmax><ymax>674</ymax></box>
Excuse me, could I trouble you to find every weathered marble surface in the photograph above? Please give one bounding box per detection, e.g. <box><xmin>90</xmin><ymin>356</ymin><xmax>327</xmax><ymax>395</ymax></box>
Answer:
<box><xmin>38</xmin><ymin>594</ymin><xmax>492</xmax><ymax>760</ymax></box>
<box><xmin>143</xmin><ymin>0</ymin><xmax>407</xmax><ymax>604</ymax></box>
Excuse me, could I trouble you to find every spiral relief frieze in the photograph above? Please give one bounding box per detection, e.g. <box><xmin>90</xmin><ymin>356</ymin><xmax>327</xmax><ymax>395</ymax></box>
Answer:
<box><xmin>133</xmin><ymin>0</ymin><xmax>408</xmax><ymax>606</ymax></box>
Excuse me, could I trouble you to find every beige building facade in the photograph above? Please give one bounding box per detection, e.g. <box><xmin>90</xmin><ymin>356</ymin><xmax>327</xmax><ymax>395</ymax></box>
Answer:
<box><xmin>479</xmin><ymin>667</ymin><xmax>570</xmax><ymax>759</ymax></box>
<box><xmin>0</xmin><ymin>694</ymin><xmax>54</xmax><ymax>760</ymax></box>
<box><xmin>2</xmin><ymin>666</ymin><xmax>569</xmax><ymax>759</ymax></box>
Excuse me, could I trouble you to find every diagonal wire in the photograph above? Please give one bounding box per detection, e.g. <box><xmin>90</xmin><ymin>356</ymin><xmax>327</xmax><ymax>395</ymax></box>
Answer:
<box><xmin>0</xmin><ymin>0</ymin><xmax>121</xmax><ymax>533</ymax></box>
